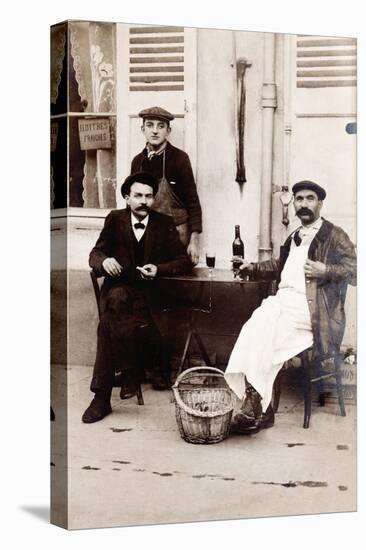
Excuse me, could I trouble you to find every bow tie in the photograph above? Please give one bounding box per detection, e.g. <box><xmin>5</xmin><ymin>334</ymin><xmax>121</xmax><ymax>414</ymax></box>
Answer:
<box><xmin>134</xmin><ymin>222</ymin><xmax>145</xmax><ymax>230</ymax></box>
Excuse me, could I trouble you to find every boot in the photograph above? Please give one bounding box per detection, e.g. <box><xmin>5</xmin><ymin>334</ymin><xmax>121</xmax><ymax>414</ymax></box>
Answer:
<box><xmin>82</xmin><ymin>391</ymin><xmax>112</xmax><ymax>423</ymax></box>
<box><xmin>231</xmin><ymin>399</ymin><xmax>275</xmax><ymax>434</ymax></box>
<box><xmin>257</xmin><ymin>404</ymin><xmax>275</xmax><ymax>430</ymax></box>
<box><xmin>230</xmin><ymin>383</ymin><xmax>263</xmax><ymax>434</ymax></box>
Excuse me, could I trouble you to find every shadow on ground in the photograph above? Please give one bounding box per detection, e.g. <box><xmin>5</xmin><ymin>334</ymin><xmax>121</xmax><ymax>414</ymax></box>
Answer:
<box><xmin>20</xmin><ymin>506</ymin><xmax>49</xmax><ymax>523</ymax></box>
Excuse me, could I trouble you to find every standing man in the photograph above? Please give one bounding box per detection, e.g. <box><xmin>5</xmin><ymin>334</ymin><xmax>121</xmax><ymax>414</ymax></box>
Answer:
<box><xmin>225</xmin><ymin>180</ymin><xmax>357</xmax><ymax>434</ymax></box>
<box><xmin>82</xmin><ymin>171</ymin><xmax>192</xmax><ymax>423</ymax></box>
<box><xmin>131</xmin><ymin>106</ymin><xmax>202</xmax><ymax>265</ymax></box>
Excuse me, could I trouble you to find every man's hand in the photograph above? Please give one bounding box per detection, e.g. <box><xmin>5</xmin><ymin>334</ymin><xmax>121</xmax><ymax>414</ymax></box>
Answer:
<box><xmin>230</xmin><ymin>257</ymin><xmax>253</xmax><ymax>272</ymax></box>
<box><xmin>102</xmin><ymin>257</ymin><xmax>123</xmax><ymax>277</ymax></box>
<box><xmin>136</xmin><ymin>264</ymin><xmax>158</xmax><ymax>280</ymax></box>
<box><xmin>187</xmin><ymin>232</ymin><xmax>200</xmax><ymax>265</ymax></box>
<box><xmin>304</xmin><ymin>259</ymin><xmax>326</xmax><ymax>279</ymax></box>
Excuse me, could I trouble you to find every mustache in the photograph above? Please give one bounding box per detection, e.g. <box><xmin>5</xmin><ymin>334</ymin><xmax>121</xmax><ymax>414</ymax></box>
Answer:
<box><xmin>297</xmin><ymin>207</ymin><xmax>313</xmax><ymax>216</ymax></box>
<box><xmin>136</xmin><ymin>205</ymin><xmax>150</xmax><ymax>211</ymax></box>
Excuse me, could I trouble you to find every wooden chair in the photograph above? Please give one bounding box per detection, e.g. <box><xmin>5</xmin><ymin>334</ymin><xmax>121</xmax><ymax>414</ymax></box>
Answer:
<box><xmin>90</xmin><ymin>271</ymin><xmax>144</xmax><ymax>405</ymax></box>
<box><xmin>273</xmin><ymin>347</ymin><xmax>346</xmax><ymax>429</ymax></box>
<box><xmin>272</xmin><ymin>281</ymin><xmax>351</xmax><ymax>428</ymax></box>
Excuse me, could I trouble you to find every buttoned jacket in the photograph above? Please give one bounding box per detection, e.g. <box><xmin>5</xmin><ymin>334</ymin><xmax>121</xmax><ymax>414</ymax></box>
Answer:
<box><xmin>89</xmin><ymin>208</ymin><xmax>192</xmax><ymax>303</ymax></box>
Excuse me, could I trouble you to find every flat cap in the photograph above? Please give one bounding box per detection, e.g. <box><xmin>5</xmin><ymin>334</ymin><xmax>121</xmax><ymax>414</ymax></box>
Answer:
<box><xmin>138</xmin><ymin>106</ymin><xmax>175</xmax><ymax>123</ymax></box>
<box><xmin>292</xmin><ymin>180</ymin><xmax>326</xmax><ymax>200</ymax></box>
<box><xmin>121</xmin><ymin>171</ymin><xmax>159</xmax><ymax>197</ymax></box>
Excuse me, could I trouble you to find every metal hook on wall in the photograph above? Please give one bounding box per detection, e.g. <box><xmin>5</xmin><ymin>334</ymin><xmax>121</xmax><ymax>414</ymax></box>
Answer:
<box><xmin>235</xmin><ymin>57</ymin><xmax>252</xmax><ymax>188</ymax></box>
<box><xmin>279</xmin><ymin>185</ymin><xmax>293</xmax><ymax>227</ymax></box>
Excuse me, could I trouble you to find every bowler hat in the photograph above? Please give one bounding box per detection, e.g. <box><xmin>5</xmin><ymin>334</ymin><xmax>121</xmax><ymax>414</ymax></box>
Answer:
<box><xmin>139</xmin><ymin>106</ymin><xmax>175</xmax><ymax>123</ymax></box>
<box><xmin>292</xmin><ymin>180</ymin><xmax>326</xmax><ymax>200</ymax></box>
<box><xmin>121</xmin><ymin>172</ymin><xmax>159</xmax><ymax>197</ymax></box>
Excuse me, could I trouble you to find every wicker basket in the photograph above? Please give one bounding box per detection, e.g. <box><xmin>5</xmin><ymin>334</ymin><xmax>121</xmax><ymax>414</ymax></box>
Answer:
<box><xmin>172</xmin><ymin>366</ymin><xmax>234</xmax><ymax>444</ymax></box>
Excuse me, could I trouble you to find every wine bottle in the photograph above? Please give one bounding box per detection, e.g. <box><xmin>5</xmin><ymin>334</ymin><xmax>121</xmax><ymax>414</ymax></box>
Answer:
<box><xmin>232</xmin><ymin>225</ymin><xmax>244</xmax><ymax>271</ymax></box>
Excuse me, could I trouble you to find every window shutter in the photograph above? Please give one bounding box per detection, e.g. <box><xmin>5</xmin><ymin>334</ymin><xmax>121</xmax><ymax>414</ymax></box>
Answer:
<box><xmin>129</xmin><ymin>25</ymin><xmax>184</xmax><ymax>91</ymax></box>
<box><xmin>296</xmin><ymin>35</ymin><xmax>357</xmax><ymax>88</ymax></box>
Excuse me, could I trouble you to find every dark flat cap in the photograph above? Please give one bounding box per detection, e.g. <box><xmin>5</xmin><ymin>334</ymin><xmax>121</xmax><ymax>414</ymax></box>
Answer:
<box><xmin>292</xmin><ymin>180</ymin><xmax>326</xmax><ymax>200</ymax></box>
<box><xmin>138</xmin><ymin>106</ymin><xmax>175</xmax><ymax>123</ymax></box>
<box><xmin>121</xmin><ymin>171</ymin><xmax>159</xmax><ymax>197</ymax></box>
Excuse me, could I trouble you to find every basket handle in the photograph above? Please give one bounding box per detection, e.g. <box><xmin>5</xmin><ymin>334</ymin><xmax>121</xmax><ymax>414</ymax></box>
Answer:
<box><xmin>172</xmin><ymin>366</ymin><xmax>233</xmax><ymax>418</ymax></box>
<box><xmin>173</xmin><ymin>366</ymin><xmax>226</xmax><ymax>388</ymax></box>
<box><xmin>172</xmin><ymin>385</ymin><xmax>233</xmax><ymax>418</ymax></box>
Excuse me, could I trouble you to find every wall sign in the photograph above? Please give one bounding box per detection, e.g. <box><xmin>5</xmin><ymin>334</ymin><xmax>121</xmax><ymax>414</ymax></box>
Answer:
<box><xmin>78</xmin><ymin>118</ymin><xmax>111</xmax><ymax>150</ymax></box>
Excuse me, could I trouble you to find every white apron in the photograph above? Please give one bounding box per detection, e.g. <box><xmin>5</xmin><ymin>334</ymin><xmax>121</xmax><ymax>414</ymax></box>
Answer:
<box><xmin>224</xmin><ymin>237</ymin><xmax>314</xmax><ymax>410</ymax></box>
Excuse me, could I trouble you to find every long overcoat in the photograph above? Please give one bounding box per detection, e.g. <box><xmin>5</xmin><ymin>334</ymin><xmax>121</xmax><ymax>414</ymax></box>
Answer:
<box><xmin>252</xmin><ymin>219</ymin><xmax>357</xmax><ymax>358</ymax></box>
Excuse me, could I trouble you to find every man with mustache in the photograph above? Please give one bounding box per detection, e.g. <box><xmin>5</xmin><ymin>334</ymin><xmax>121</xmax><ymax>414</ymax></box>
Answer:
<box><xmin>82</xmin><ymin>171</ymin><xmax>191</xmax><ymax>423</ymax></box>
<box><xmin>225</xmin><ymin>180</ymin><xmax>357</xmax><ymax>434</ymax></box>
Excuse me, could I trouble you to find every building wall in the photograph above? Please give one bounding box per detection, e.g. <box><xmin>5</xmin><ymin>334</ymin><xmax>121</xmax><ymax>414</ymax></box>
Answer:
<box><xmin>197</xmin><ymin>29</ymin><xmax>269</xmax><ymax>266</ymax></box>
<box><xmin>51</xmin><ymin>28</ymin><xmax>357</xmax><ymax>366</ymax></box>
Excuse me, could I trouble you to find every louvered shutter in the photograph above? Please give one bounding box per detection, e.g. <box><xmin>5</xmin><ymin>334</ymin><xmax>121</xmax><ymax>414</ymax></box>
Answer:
<box><xmin>116</xmin><ymin>23</ymin><xmax>197</xmax><ymax>207</ymax></box>
<box><xmin>296</xmin><ymin>35</ymin><xmax>357</xmax><ymax>88</ymax></box>
<box><xmin>129</xmin><ymin>25</ymin><xmax>185</xmax><ymax>92</ymax></box>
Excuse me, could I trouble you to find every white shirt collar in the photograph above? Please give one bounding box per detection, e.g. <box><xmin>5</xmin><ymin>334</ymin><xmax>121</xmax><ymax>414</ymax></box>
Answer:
<box><xmin>296</xmin><ymin>217</ymin><xmax>323</xmax><ymax>234</ymax></box>
<box><xmin>146</xmin><ymin>141</ymin><xmax>167</xmax><ymax>159</ymax></box>
<box><xmin>303</xmin><ymin>217</ymin><xmax>323</xmax><ymax>230</ymax></box>
<box><xmin>291</xmin><ymin>217</ymin><xmax>323</xmax><ymax>248</ymax></box>
<box><xmin>131</xmin><ymin>213</ymin><xmax>149</xmax><ymax>241</ymax></box>
<box><xmin>131</xmin><ymin>212</ymin><xmax>149</xmax><ymax>227</ymax></box>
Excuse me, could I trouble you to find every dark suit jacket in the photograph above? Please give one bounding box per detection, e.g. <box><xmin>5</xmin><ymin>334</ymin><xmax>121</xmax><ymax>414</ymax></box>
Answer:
<box><xmin>89</xmin><ymin>208</ymin><xmax>192</xmax><ymax>300</ymax></box>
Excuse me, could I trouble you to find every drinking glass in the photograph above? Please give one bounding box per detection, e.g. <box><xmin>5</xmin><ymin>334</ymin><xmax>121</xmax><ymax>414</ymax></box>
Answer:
<box><xmin>205</xmin><ymin>251</ymin><xmax>216</xmax><ymax>277</ymax></box>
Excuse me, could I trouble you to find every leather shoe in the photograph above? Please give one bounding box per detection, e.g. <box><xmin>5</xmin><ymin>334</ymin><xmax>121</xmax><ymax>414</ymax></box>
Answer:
<box><xmin>120</xmin><ymin>382</ymin><xmax>138</xmax><ymax>400</ymax></box>
<box><xmin>230</xmin><ymin>405</ymin><xmax>275</xmax><ymax>435</ymax></box>
<box><xmin>82</xmin><ymin>395</ymin><xmax>112</xmax><ymax>423</ymax></box>
<box><xmin>230</xmin><ymin>381</ymin><xmax>273</xmax><ymax>435</ymax></box>
<box><xmin>230</xmin><ymin>382</ymin><xmax>263</xmax><ymax>434</ymax></box>
<box><xmin>230</xmin><ymin>411</ymin><xmax>258</xmax><ymax>434</ymax></box>
<box><xmin>151</xmin><ymin>373</ymin><xmax>171</xmax><ymax>391</ymax></box>
<box><xmin>259</xmin><ymin>404</ymin><xmax>275</xmax><ymax>429</ymax></box>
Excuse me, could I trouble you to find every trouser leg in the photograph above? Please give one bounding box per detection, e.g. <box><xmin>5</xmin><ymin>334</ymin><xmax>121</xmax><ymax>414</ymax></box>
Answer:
<box><xmin>91</xmin><ymin>286</ymin><xmax>142</xmax><ymax>393</ymax></box>
<box><xmin>91</xmin><ymin>285</ymin><xmax>169</xmax><ymax>393</ymax></box>
<box><xmin>90</xmin><ymin>312</ymin><xmax>122</xmax><ymax>393</ymax></box>
<box><xmin>138</xmin><ymin>322</ymin><xmax>169</xmax><ymax>383</ymax></box>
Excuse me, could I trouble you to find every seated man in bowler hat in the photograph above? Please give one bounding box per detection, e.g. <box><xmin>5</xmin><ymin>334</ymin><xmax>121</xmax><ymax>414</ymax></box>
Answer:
<box><xmin>131</xmin><ymin>106</ymin><xmax>202</xmax><ymax>265</ymax></box>
<box><xmin>225</xmin><ymin>180</ymin><xmax>357</xmax><ymax>434</ymax></box>
<box><xmin>82</xmin><ymin>171</ymin><xmax>192</xmax><ymax>423</ymax></box>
